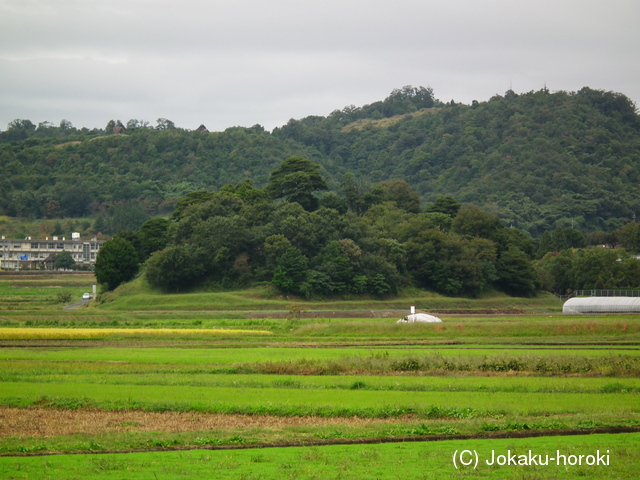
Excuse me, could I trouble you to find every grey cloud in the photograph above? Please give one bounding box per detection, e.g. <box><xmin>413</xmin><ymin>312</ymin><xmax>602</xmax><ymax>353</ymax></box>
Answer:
<box><xmin>1</xmin><ymin>0</ymin><xmax>638</xmax><ymax>131</ymax></box>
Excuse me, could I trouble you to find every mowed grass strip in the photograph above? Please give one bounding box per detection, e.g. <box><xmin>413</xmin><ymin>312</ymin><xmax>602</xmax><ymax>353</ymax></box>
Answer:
<box><xmin>0</xmin><ymin>433</ymin><xmax>637</xmax><ymax>480</ymax></box>
<box><xmin>2</xmin><ymin>349</ymin><xmax>640</xmax><ymax>377</ymax></box>
<box><xmin>1</xmin><ymin>382</ymin><xmax>638</xmax><ymax>417</ymax></box>
<box><xmin>294</xmin><ymin>317</ymin><xmax>640</xmax><ymax>340</ymax></box>
<box><xmin>0</xmin><ymin>273</ymin><xmax>95</xmax><ymax>286</ymax></box>
<box><xmin>0</xmin><ymin>328</ymin><xmax>272</xmax><ymax>339</ymax></box>
<box><xmin>1</xmin><ymin>346</ymin><xmax>639</xmax><ymax>363</ymax></box>
<box><xmin>2</xmin><ymin>349</ymin><xmax>639</xmax><ymax>377</ymax></box>
<box><xmin>3</xmin><ymin>372</ymin><xmax>639</xmax><ymax>395</ymax></box>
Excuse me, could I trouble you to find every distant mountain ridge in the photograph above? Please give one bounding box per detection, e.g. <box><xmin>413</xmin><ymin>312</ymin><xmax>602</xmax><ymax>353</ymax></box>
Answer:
<box><xmin>1</xmin><ymin>85</ymin><xmax>639</xmax><ymax>235</ymax></box>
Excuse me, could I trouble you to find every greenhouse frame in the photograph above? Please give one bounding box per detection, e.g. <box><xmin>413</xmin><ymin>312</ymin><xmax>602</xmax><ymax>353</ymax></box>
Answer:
<box><xmin>563</xmin><ymin>296</ymin><xmax>640</xmax><ymax>314</ymax></box>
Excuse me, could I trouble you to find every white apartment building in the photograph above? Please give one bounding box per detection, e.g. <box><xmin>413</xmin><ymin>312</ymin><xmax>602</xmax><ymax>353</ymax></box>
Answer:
<box><xmin>0</xmin><ymin>233</ymin><xmax>104</xmax><ymax>270</ymax></box>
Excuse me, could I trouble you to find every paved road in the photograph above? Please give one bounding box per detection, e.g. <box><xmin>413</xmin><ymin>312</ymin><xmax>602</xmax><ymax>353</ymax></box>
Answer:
<box><xmin>63</xmin><ymin>299</ymin><xmax>90</xmax><ymax>310</ymax></box>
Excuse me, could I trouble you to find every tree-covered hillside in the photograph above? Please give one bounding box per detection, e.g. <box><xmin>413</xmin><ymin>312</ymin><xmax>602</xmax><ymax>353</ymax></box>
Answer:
<box><xmin>0</xmin><ymin>124</ymin><xmax>321</xmax><ymax>219</ymax></box>
<box><xmin>273</xmin><ymin>87</ymin><xmax>640</xmax><ymax>235</ymax></box>
<box><xmin>2</xmin><ymin>86</ymin><xmax>639</xmax><ymax>236</ymax></box>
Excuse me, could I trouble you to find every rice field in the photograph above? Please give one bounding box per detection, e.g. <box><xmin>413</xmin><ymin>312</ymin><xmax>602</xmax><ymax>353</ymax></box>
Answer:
<box><xmin>4</xmin><ymin>370</ymin><xmax>640</xmax><ymax>393</ymax></box>
<box><xmin>0</xmin><ymin>327</ymin><xmax>272</xmax><ymax>339</ymax></box>
<box><xmin>0</xmin><ymin>274</ymin><xmax>639</xmax><ymax>478</ymax></box>
<box><xmin>0</xmin><ymin>273</ymin><xmax>94</xmax><ymax>309</ymax></box>
<box><xmin>1</xmin><ymin>433</ymin><xmax>638</xmax><ymax>479</ymax></box>
<box><xmin>2</xmin><ymin>381</ymin><xmax>639</xmax><ymax>417</ymax></box>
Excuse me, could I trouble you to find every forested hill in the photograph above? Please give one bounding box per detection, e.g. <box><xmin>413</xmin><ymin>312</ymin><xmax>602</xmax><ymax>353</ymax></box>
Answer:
<box><xmin>1</xmin><ymin>86</ymin><xmax>639</xmax><ymax>236</ymax></box>
<box><xmin>0</xmin><ymin>125</ymin><xmax>321</xmax><ymax>219</ymax></box>
<box><xmin>273</xmin><ymin>87</ymin><xmax>640</xmax><ymax>235</ymax></box>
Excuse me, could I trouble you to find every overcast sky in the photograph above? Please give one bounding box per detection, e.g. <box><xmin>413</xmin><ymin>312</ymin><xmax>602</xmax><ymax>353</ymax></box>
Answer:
<box><xmin>1</xmin><ymin>0</ymin><xmax>639</xmax><ymax>132</ymax></box>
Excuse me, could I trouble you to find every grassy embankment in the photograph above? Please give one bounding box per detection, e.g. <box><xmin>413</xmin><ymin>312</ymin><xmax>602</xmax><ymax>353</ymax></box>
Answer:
<box><xmin>97</xmin><ymin>276</ymin><xmax>561</xmax><ymax>313</ymax></box>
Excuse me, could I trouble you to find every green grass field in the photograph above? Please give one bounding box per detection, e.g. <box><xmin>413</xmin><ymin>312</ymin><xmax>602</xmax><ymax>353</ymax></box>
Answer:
<box><xmin>1</xmin><ymin>433</ymin><xmax>637</xmax><ymax>480</ymax></box>
<box><xmin>4</xmin><ymin>371</ymin><xmax>640</xmax><ymax>393</ymax></box>
<box><xmin>0</xmin><ymin>277</ymin><xmax>92</xmax><ymax>309</ymax></box>
<box><xmin>2</xmin><ymin>345</ymin><xmax>640</xmax><ymax>362</ymax></box>
<box><xmin>3</xmin><ymin>380</ymin><xmax>638</xmax><ymax>417</ymax></box>
<box><xmin>0</xmin><ymin>274</ymin><xmax>638</xmax><ymax>478</ymax></box>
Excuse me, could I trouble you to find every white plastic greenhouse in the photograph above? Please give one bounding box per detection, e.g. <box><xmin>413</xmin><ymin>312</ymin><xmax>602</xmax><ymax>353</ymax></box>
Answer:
<box><xmin>563</xmin><ymin>296</ymin><xmax>640</xmax><ymax>314</ymax></box>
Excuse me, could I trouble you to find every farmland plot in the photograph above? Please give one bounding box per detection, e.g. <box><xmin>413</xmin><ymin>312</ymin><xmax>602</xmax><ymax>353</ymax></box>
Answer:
<box><xmin>0</xmin><ymin>277</ymin><xmax>638</xmax><ymax>478</ymax></box>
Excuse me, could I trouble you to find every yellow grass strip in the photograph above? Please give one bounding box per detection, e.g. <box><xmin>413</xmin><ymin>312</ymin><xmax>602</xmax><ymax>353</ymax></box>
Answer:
<box><xmin>0</xmin><ymin>328</ymin><xmax>272</xmax><ymax>339</ymax></box>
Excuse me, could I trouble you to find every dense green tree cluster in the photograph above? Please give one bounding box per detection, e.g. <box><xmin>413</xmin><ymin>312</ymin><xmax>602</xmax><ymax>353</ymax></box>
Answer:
<box><xmin>126</xmin><ymin>158</ymin><xmax>541</xmax><ymax>297</ymax></box>
<box><xmin>539</xmin><ymin>248</ymin><xmax>640</xmax><ymax>293</ymax></box>
<box><xmin>96</xmin><ymin>157</ymin><xmax>640</xmax><ymax>297</ymax></box>
<box><xmin>53</xmin><ymin>251</ymin><xmax>75</xmax><ymax>270</ymax></box>
<box><xmin>598</xmin><ymin>221</ymin><xmax>640</xmax><ymax>252</ymax></box>
<box><xmin>534</xmin><ymin>222</ymin><xmax>640</xmax><ymax>293</ymax></box>
<box><xmin>94</xmin><ymin>237</ymin><xmax>140</xmax><ymax>291</ymax></box>
<box><xmin>537</xmin><ymin>227</ymin><xmax>585</xmax><ymax>255</ymax></box>
<box><xmin>266</xmin><ymin>156</ymin><xmax>328</xmax><ymax>211</ymax></box>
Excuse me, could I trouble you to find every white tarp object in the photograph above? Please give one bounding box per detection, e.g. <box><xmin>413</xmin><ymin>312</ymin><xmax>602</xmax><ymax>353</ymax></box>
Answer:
<box><xmin>397</xmin><ymin>313</ymin><xmax>442</xmax><ymax>323</ymax></box>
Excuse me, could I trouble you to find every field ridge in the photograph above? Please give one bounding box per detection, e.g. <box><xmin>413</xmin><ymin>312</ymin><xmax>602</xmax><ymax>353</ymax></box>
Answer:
<box><xmin>3</xmin><ymin>426</ymin><xmax>640</xmax><ymax>457</ymax></box>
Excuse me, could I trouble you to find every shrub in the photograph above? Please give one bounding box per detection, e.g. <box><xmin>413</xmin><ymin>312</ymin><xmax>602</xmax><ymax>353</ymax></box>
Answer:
<box><xmin>55</xmin><ymin>290</ymin><xmax>72</xmax><ymax>304</ymax></box>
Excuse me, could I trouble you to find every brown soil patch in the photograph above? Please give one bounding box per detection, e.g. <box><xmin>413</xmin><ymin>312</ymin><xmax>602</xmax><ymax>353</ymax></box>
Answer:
<box><xmin>0</xmin><ymin>407</ymin><xmax>406</xmax><ymax>438</ymax></box>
